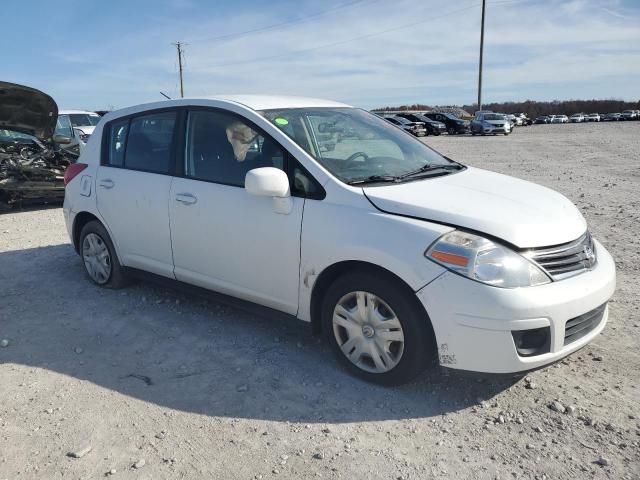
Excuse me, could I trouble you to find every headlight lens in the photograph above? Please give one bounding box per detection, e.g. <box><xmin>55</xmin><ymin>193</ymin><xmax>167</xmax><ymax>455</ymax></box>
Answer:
<box><xmin>425</xmin><ymin>231</ymin><xmax>551</xmax><ymax>288</ymax></box>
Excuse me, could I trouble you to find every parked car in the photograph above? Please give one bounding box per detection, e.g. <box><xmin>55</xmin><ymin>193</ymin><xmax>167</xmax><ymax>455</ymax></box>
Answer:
<box><xmin>585</xmin><ymin>113</ymin><xmax>600</xmax><ymax>122</ymax></box>
<box><xmin>63</xmin><ymin>95</ymin><xmax>616</xmax><ymax>385</ymax></box>
<box><xmin>54</xmin><ymin>110</ymin><xmax>102</xmax><ymax>152</ymax></box>
<box><xmin>422</xmin><ymin>112</ymin><xmax>470</xmax><ymax>135</ymax></box>
<box><xmin>0</xmin><ymin>81</ymin><xmax>78</xmax><ymax>210</ymax></box>
<box><xmin>470</xmin><ymin>112</ymin><xmax>511</xmax><ymax>135</ymax></box>
<box><xmin>551</xmin><ymin>115</ymin><xmax>568</xmax><ymax>124</ymax></box>
<box><xmin>505</xmin><ymin>114</ymin><xmax>518</xmax><ymax>128</ymax></box>
<box><xmin>383</xmin><ymin>116</ymin><xmax>427</xmax><ymax>136</ymax></box>
<box><xmin>621</xmin><ymin>110</ymin><xmax>637</xmax><ymax>120</ymax></box>
<box><xmin>396</xmin><ymin>113</ymin><xmax>446</xmax><ymax>135</ymax></box>
<box><xmin>569</xmin><ymin>114</ymin><xmax>584</xmax><ymax>123</ymax></box>
<box><xmin>534</xmin><ymin>116</ymin><xmax>550</xmax><ymax>124</ymax></box>
<box><xmin>513</xmin><ymin>113</ymin><xmax>532</xmax><ymax>126</ymax></box>
<box><xmin>604</xmin><ymin>113</ymin><xmax>622</xmax><ymax>121</ymax></box>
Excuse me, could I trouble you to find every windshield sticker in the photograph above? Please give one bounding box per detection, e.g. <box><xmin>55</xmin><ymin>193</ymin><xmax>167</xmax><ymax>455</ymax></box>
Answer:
<box><xmin>274</xmin><ymin>117</ymin><xmax>289</xmax><ymax>126</ymax></box>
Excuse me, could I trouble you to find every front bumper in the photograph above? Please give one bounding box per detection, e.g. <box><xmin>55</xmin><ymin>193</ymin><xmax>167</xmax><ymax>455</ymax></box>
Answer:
<box><xmin>416</xmin><ymin>239</ymin><xmax>616</xmax><ymax>373</ymax></box>
<box><xmin>482</xmin><ymin>126</ymin><xmax>509</xmax><ymax>134</ymax></box>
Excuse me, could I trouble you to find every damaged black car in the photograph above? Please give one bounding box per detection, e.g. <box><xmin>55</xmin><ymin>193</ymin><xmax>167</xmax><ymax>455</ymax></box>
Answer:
<box><xmin>0</xmin><ymin>81</ymin><xmax>78</xmax><ymax>211</ymax></box>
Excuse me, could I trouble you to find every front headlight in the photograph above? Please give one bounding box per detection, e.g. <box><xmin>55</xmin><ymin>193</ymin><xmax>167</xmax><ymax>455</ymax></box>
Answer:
<box><xmin>425</xmin><ymin>231</ymin><xmax>551</xmax><ymax>288</ymax></box>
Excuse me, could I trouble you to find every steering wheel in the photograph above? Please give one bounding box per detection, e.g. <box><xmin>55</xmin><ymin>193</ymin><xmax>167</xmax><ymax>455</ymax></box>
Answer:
<box><xmin>344</xmin><ymin>151</ymin><xmax>370</xmax><ymax>168</ymax></box>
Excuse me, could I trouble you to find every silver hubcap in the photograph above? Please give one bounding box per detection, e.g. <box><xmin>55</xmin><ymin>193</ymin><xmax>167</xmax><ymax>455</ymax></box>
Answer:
<box><xmin>82</xmin><ymin>233</ymin><xmax>112</xmax><ymax>284</ymax></box>
<box><xmin>332</xmin><ymin>291</ymin><xmax>405</xmax><ymax>374</ymax></box>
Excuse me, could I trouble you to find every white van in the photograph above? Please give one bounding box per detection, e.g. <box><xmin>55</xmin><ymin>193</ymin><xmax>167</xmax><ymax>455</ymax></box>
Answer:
<box><xmin>63</xmin><ymin>95</ymin><xmax>616</xmax><ymax>385</ymax></box>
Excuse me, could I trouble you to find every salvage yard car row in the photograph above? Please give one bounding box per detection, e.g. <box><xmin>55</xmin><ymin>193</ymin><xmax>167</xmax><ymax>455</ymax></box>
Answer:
<box><xmin>534</xmin><ymin>110</ymin><xmax>640</xmax><ymax>124</ymax></box>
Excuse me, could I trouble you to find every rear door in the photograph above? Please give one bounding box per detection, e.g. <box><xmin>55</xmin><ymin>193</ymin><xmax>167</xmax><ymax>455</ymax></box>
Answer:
<box><xmin>96</xmin><ymin>110</ymin><xmax>178</xmax><ymax>278</ymax></box>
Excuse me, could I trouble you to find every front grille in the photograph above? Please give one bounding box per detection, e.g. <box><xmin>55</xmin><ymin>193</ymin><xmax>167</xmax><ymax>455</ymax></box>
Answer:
<box><xmin>525</xmin><ymin>232</ymin><xmax>597</xmax><ymax>280</ymax></box>
<box><xmin>564</xmin><ymin>303</ymin><xmax>607</xmax><ymax>345</ymax></box>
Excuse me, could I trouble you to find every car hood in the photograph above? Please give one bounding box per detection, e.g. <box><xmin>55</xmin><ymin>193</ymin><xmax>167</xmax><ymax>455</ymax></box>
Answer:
<box><xmin>0</xmin><ymin>81</ymin><xmax>58</xmax><ymax>140</ymax></box>
<box><xmin>363</xmin><ymin>167</ymin><xmax>587</xmax><ymax>249</ymax></box>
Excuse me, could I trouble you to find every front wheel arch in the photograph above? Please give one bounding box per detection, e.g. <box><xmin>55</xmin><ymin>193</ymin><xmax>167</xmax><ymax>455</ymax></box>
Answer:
<box><xmin>310</xmin><ymin>261</ymin><xmax>436</xmax><ymax>343</ymax></box>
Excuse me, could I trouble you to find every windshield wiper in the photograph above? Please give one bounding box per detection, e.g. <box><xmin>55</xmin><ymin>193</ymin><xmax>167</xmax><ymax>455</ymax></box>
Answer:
<box><xmin>346</xmin><ymin>163</ymin><xmax>463</xmax><ymax>185</ymax></box>
<box><xmin>397</xmin><ymin>163</ymin><xmax>463</xmax><ymax>180</ymax></box>
<box><xmin>346</xmin><ymin>174</ymin><xmax>401</xmax><ymax>185</ymax></box>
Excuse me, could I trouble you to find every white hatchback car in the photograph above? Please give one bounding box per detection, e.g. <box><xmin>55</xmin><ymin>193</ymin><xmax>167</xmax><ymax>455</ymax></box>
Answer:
<box><xmin>63</xmin><ymin>96</ymin><xmax>616</xmax><ymax>385</ymax></box>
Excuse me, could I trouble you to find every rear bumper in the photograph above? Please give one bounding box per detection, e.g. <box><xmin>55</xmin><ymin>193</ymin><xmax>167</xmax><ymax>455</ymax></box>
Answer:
<box><xmin>417</xmin><ymin>239</ymin><xmax>616</xmax><ymax>373</ymax></box>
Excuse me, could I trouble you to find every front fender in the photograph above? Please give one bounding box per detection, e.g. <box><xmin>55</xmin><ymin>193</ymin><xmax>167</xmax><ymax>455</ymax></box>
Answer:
<box><xmin>297</xmin><ymin>199</ymin><xmax>450</xmax><ymax>322</ymax></box>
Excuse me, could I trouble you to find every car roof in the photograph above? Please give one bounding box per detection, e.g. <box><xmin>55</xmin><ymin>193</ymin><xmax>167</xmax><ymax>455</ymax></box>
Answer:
<box><xmin>102</xmin><ymin>95</ymin><xmax>353</xmax><ymax>123</ymax></box>
<box><xmin>59</xmin><ymin>109</ymin><xmax>100</xmax><ymax>115</ymax></box>
<box><xmin>211</xmin><ymin>94</ymin><xmax>350</xmax><ymax>110</ymax></box>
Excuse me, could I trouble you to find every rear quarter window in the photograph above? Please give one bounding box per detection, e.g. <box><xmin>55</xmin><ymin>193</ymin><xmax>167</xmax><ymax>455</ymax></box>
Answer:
<box><xmin>103</xmin><ymin>111</ymin><xmax>177</xmax><ymax>174</ymax></box>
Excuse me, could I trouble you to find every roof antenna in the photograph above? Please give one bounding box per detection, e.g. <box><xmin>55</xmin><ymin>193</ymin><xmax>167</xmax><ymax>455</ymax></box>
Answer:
<box><xmin>160</xmin><ymin>92</ymin><xmax>172</xmax><ymax>100</ymax></box>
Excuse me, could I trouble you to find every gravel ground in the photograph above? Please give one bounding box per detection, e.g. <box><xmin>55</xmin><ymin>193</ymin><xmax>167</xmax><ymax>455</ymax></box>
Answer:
<box><xmin>1</xmin><ymin>121</ymin><xmax>639</xmax><ymax>479</ymax></box>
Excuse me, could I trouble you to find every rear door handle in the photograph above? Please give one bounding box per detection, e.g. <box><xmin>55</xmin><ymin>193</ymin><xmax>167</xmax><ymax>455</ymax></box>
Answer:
<box><xmin>99</xmin><ymin>179</ymin><xmax>115</xmax><ymax>189</ymax></box>
<box><xmin>175</xmin><ymin>193</ymin><xmax>197</xmax><ymax>205</ymax></box>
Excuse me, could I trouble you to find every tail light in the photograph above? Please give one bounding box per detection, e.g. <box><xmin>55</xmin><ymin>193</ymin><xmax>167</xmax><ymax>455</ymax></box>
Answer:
<box><xmin>64</xmin><ymin>163</ymin><xmax>88</xmax><ymax>185</ymax></box>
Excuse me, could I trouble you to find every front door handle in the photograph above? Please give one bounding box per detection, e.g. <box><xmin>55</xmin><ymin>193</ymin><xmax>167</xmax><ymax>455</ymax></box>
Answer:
<box><xmin>99</xmin><ymin>179</ymin><xmax>115</xmax><ymax>189</ymax></box>
<box><xmin>175</xmin><ymin>193</ymin><xmax>197</xmax><ymax>205</ymax></box>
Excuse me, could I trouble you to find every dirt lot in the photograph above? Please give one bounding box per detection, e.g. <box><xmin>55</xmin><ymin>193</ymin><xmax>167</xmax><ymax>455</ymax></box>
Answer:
<box><xmin>1</xmin><ymin>122</ymin><xmax>639</xmax><ymax>479</ymax></box>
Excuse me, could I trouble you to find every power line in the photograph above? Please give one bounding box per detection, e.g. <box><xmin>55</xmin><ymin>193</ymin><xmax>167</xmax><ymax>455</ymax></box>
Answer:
<box><xmin>193</xmin><ymin>0</ymin><xmax>374</xmax><ymax>44</ymax></box>
<box><xmin>207</xmin><ymin>1</ymin><xmax>483</xmax><ymax>69</ymax></box>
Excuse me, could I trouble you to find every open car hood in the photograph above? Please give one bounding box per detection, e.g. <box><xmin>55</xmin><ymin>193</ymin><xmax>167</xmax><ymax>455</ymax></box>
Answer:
<box><xmin>0</xmin><ymin>81</ymin><xmax>58</xmax><ymax>140</ymax></box>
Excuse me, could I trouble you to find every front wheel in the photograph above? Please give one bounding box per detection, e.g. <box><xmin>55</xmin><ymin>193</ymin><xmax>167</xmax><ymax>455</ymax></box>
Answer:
<box><xmin>447</xmin><ymin>127</ymin><xmax>456</xmax><ymax>135</ymax></box>
<box><xmin>321</xmin><ymin>271</ymin><xmax>435</xmax><ymax>385</ymax></box>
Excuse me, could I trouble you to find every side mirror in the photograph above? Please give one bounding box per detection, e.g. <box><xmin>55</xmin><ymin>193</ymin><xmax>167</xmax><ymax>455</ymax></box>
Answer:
<box><xmin>53</xmin><ymin>134</ymin><xmax>72</xmax><ymax>144</ymax></box>
<box><xmin>245</xmin><ymin>167</ymin><xmax>290</xmax><ymax>198</ymax></box>
<box><xmin>245</xmin><ymin>168</ymin><xmax>292</xmax><ymax>214</ymax></box>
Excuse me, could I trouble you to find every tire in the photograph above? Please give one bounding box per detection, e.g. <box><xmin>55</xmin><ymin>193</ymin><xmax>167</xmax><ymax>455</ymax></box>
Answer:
<box><xmin>79</xmin><ymin>220</ymin><xmax>129</xmax><ymax>289</ymax></box>
<box><xmin>321</xmin><ymin>270</ymin><xmax>435</xmax><ymax>386</ymax></box>
<box><xmin>447</xmin><ymin>127</ymin><xmax>456</xmax><ymax>135</ymax></box>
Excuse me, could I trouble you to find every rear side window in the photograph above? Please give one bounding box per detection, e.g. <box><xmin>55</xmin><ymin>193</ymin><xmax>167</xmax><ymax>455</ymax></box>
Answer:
<box><xmin>125</xmin><ymin>112</ymin><xmax>176</xmax><ymax>174</ymax></box>
<box><xmin>104</xmin><ymin>111</ymin><xmax>176</xmax><ymax>173</ymax></box>
<box><xmin>107</xmin><ymin>119</ymin><xmax>128</xmax><ymax>167</ymax></box>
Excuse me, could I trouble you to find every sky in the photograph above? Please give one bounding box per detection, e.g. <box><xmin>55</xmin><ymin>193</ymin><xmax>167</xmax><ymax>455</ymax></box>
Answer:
<box><xmin>2</xmin><ymin>0</ymin><xmax>639</xmax><ymax>110</ymax></box>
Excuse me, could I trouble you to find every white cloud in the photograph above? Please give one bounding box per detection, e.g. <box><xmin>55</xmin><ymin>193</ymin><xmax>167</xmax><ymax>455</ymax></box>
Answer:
<box><xmin>45</xmin><ymin>0</ymin><xmax>640</xmax><ymax>109</ymax></box>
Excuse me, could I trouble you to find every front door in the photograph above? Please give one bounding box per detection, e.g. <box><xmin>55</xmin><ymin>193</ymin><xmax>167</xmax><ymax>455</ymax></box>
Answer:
<box><xmin>169</xmin><ymin>109</ymin><xmax>304</xmax><ymax>314</ymax></box>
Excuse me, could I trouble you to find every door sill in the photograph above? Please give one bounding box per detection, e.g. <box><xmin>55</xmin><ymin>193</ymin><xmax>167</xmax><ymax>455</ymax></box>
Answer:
<box><xmin>125</xmin><ymin>268</ymin><xmax>301</xmax><ymax>326</ymax></box>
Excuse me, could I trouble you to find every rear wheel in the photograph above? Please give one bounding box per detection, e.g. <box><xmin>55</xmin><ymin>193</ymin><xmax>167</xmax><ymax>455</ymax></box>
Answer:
<box><xmin>79</xmin><ymin>221</ymin><xmax>129</xmax><ymax>288</ymax></box>
<box><xmin>447</xmin><ymin>127</ymin><xmax>456</xmax><ymax>135</ymax></box>
<box><xmin>321</xmin><ymin>271</ymin><xmax>434</xmax><ymax>385</ymax></box>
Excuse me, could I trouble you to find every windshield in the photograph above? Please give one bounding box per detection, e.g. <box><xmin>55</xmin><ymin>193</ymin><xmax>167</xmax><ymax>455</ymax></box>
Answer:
<box><xmin>260</xmin><ymin>108</ymin><xmax>456</xmax><ymax>184</ymax></box>
<box><xmin>67</xmin><ymin>114</ymin><xmax>100</xmax><ymax>127</ymax></box>
<box><xmin>482</xmin><ymin>114</ymin><xmax>504</xmax><ymax>121</ymax></box>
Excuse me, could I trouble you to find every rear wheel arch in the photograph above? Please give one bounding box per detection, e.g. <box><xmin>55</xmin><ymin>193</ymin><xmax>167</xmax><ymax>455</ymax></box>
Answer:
<box><xmin>72</xmin><ymin>211</ymin><xmax>101</xmax><ymax>253</ymax></box>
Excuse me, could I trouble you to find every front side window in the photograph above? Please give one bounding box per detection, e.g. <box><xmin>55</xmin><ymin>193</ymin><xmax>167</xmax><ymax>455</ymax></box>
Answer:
<box><xmin>54</xmin><ymin>115</ymin><xmax>73</xmax><ymax>138</ymax></box>
<box><xmin>261</xmin><ymin>108</ymin><xmax>457</xmax><ymax>184</ymax></box>
<box><xmin>125</xmin><ymin>112</ymin><xmax>176</xmax><ymax>174</ymax></box>
<box><xmin>184</xmin><ymin>110</ymin><xmax>285</xmax><ymax>187</ymax></box>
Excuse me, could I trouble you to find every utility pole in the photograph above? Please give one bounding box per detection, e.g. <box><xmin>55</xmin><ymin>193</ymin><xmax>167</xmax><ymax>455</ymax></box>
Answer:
<box><xmin>477</xmin><ymin>0</ymin><xmax>486</xmax><ymax>112</ymax></box>
<box><xmin>173</xmin><ymin>42</ymin><xmax>186</xmax><ymax>98</ymax></box>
